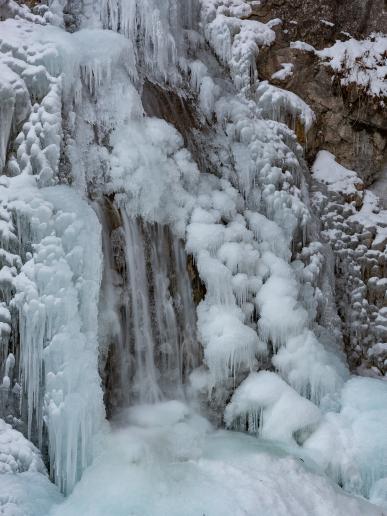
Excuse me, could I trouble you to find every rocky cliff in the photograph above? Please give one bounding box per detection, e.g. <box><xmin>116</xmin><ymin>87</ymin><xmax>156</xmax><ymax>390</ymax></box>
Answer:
<box><xmin>249</xmin><ymin>0</ymin><xmax>387</xmax><ymax>375</ymax></box>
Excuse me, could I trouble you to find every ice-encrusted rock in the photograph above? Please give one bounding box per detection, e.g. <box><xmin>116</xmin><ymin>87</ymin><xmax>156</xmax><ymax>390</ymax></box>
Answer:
<box><xmin>312</xmin><ymin>151</ymin><xmax>387</xmax><ymax>375</ymax></box>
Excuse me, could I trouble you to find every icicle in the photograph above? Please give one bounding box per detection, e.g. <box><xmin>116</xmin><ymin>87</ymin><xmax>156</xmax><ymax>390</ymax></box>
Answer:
<box><xmin>99</xmin><ymin>0</ymin><xmax>185</xmax><ymax>82</ymax></box>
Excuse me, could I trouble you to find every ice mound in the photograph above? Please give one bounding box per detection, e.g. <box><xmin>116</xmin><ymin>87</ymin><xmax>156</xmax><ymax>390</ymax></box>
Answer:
<box><xmin>0</xmin><ymin>472</ymin><xmax>62</xmax><ymax>516</ymax></box>
<box><xmin>225</xmin><ymin>371</ymin><xmax>321</xmax><ymax>444</ymax></box>
<box><xmin>125</xmin><ymin>400</ymin><xmax>191</xmax><ymax>428</ymax></box>
<box><xmin>0</xmin><ymin>418</ymin><xmax>44</xmax><ymax>474</ymax></box>
<box><xmin>0</xmin><ymin>418</ymin><xmax>62</xmax><ymax>516</ymax></box>
<box><xmin>305</xmin><ymin>376</ymin><xmax>387</xmax><ymax>502</ymax></box>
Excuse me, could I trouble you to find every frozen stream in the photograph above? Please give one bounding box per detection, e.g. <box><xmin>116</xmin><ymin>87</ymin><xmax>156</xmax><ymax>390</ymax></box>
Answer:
<box><xmin>47</xmin><ymin>401</ymin><xmax>383</xmax><ymax>516</ymax></box>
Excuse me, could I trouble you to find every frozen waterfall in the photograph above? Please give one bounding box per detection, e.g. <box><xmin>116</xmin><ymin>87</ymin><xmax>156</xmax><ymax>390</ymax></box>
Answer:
<box><xmin>98</xmin><ymin>204</ymin><xmax>199</xmax><ymax>412</ymax></box>
<box><xmin>0</xmin><ymin>0</ymin><xmax>386</xmax><ymax>515</ymax></box>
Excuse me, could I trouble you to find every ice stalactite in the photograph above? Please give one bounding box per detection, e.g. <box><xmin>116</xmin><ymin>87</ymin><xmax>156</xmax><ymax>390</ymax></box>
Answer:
<box><xmin>0</xmin><ymin>15</ymin><xmax>109</xmax><ymax>495</ymax></box>
<box><xmin>13</xmin><ymin>187</ymin><xmax>105</xmax><ymax>494</ymax></box>
<box><xmin>96</xmin><ymin>0</ymin><xmax>192</xmax><ymax>83</ymax></box>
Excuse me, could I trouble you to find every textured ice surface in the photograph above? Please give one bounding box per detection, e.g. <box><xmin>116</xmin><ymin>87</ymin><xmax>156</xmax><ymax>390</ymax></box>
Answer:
<box><xmin>4</xmin><ymin>179</ymin><xmax>106</xmax><ymax>494</ymax></box>
<box><xmin>305</xmin><ymin>376</ymin><xmax>387</xmax><ymax>502</ymax></box>
<box><xmin>49</xmin><ymin>402</ymin><xmax>383</xmax><ymax>516</ymax></box>
<box><xmin>97</xmin><ymin>0</ymin><xmax>193</xmax><ymax>82</ymax></box>
<box><xmin>256</xmin><ymin>81</ymin><xmax>316</xmax><ymax>131</ymax></box>
<box><xmin>0</xmin><ymin>418</ymin><xmax>44</xmax><ymax>474</ymax></box>
<box><xmin>0</xmin><ymin>418</ymin><xmax>62</xmax><ymax>515</ymax></box>
<box><xmin>225</xmin><ymin>371</ymin><xmax>321</xmax><ymax>443</ymax></box>
<box><xmin>200</xmin><ymin>0</ymin><xmax>275</xmax><ymax>91</ymax></box>
<box><xmin>0</xmin><ymin>472</ymin><xmax>62</xmax><ymax>516</ymax></box>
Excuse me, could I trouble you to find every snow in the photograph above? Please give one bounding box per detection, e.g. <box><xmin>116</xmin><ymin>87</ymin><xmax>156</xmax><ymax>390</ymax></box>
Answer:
<box><xmin>271</xmin><ymin>62</ymin><xmax>294</xmax><ymax>81</ymax></box>
<box><xmin>349</xmin><ymin>190</ymin><xmax>387</xmax><ymax>250</ymax></box>
<box><xmin>291</xmin><ymin>34</ymin><xmax>387</xmax><ymax>98</ymax></box>
<box><xmin>320</xmin><ymin>20</ymin><xmax>335</xmax><ymax>28</ymax></box>
<box><xmin>312</xmin><ymin>151</ymin><xmax>363</xmax><ymax>196</ymax></box>
<box><xmin>290</xmin><ymin>41</ymin><xmax>316</xmax><ymax>52</ymax></box>
<box><xmin>317</xmin><ymin>34</ymin><xmax>387</xmax><ymax>97</ymax></box>
<box><xmin>313</xmin><ymin>152</ymin><xmax>387</xmax><ymax>250</ymax></box>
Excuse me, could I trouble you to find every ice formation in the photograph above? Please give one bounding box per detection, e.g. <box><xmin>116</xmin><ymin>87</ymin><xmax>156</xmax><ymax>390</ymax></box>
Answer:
<box><xmin>0</xmin><ymin>418</ymin><xmax>62</xmax><ymax>514</ymax></box>
<box><xmin>224</xmin><ymin>371</ymin><xmax>321</xmax><ymax>443</ymax></box>
<box><xmin>0</xmin><ymin>0</ymin><xmax>386</xmax><ymax>514</ymax></box>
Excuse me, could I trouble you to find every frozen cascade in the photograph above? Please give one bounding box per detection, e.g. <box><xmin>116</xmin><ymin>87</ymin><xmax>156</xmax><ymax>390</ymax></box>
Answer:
<box><xmin>98</xmin><ymin>204</ymin><xmax>200</xmax><ymax>414</ymax></box>
<box><xmin>13</xmin><ymin>186</ymin><xmax>105</xmax><ymax>495</ymax></box>
<box><xmin>121</xmin><ymin>213</ymin><xmax>162</xmax><ymax>404</ymax></box>
<box><xmin>95</xmin><ymin>0</ymin><xmax>197</xmax><ymax>83</ymax></box>
<box><xmin>0</xmin><ymin>0</ymin><xmax>386</xmax><ymax>514</ymax></box>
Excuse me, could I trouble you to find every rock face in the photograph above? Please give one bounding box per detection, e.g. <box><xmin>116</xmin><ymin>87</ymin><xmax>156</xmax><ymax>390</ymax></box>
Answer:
<box><xmin>250</xmin><ymin>0</ymin><xmax>387</xmax><ymax>375</ymax></box>
<box><xmin>252</xmin><ymin>1</ymin><xmax>387</xmax><ymax>185</ymax></box>
<box><xmin>251</xmin><ymin>0</ymin><xmax>387</xmax><ymax>42</ymax></box>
